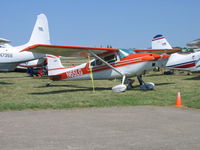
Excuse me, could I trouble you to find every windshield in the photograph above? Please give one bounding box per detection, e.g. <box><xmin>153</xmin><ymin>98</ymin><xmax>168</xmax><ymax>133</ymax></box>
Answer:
<box><xmin>118</xmin><ymin>49</ymin><xmax>135</xmax><ymax>59</ymax></box>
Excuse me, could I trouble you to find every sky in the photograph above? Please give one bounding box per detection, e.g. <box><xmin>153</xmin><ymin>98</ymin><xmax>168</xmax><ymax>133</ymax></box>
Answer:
<box><xmin>0</xmin><ymin>0</ymin><xmax>200</xmax><ymax>49</ymax></box>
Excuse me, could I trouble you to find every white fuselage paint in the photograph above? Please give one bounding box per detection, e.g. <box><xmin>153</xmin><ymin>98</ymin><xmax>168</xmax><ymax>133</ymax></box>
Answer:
<box><xmin>165</xmin><ymin>52</ymin><xmax>200</xmax><ymax>71</ymax></box>
<box><xmin>61</xmin><ymin>61</ymin><xmax>154</xmax><ymax>81</ymax></box>
<box><xmin>0</xmin><ymin>44</ymin><xmax>46</xmax><ymax>71</ymax></box>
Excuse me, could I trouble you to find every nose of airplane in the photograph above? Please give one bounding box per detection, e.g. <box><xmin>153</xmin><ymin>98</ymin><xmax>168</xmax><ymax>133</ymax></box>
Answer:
<box><xmin>141</xmin><ymin>53</ymin><xmax>170</xmax><ymax>61</ymax></box>
<box><xmin>141</xmin><ymin>53</ymin><xmax>161</xmax><ymax>61</ymax></box>
<box><xmin>161</xmin><ymin>54</ymin><xmax>170</xmax><ymax>59</ymax></box>
<box><xmin>151</xmin><ymin>53</ymin><xmax>161</xmax><ymax>60</ymax></box>
<box><xmin>142</xmin><ymin>55</ymin><xmax>156</xmax><ymax>61</ymax></box>
<box><xmin>151</xmin><ymin>53</ymin><xmax>170</xmax><ymax>60</ymax></box>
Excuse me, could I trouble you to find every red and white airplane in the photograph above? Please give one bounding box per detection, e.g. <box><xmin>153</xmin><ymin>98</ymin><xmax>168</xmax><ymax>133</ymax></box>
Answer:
<box><xmin>21</xmin><ymin>42</ymin><xmax>181</xmax><ymax>92</ymax></box>
<box><xmin>152</xmin><ymin>34</ymin><xmax>200</xmax><ymax>72</ymax></box>
<box><xmin>0</xmin><ymin>14</ymin><xmax>52</xmax><ymax>71</ymax></box>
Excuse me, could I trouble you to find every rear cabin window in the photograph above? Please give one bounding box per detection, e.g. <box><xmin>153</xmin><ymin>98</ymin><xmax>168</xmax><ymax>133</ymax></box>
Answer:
<box><xmin>91</xmin><ymin>54</ymin><xmax>117</xmax><ymax>66</ymax></box>
<box><xmin>104</xmin><ymin>54</ymin><xmax>117</xmax><ymax>63</ymax></box>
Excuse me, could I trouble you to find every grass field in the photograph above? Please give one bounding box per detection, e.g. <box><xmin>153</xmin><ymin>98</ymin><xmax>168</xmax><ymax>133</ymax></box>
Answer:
<box><xmin>0</xmin><ymin>71</ymin><xmax>200</xmax><ymax>110</ymax></box>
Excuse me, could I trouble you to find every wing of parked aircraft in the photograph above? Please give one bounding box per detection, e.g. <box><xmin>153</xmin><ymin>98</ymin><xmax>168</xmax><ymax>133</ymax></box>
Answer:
<box><xmin>134</xmin><ymin>48</ymin><xmax>181</xmax><ymax>53</ymax></box>
<box><xmin>20</xmin><ymin>44</ymin><xmax>120</xmax><ymax>57</ymax></box>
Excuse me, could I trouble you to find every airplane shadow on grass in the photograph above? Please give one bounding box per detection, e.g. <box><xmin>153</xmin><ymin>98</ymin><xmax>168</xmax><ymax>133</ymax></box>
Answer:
<box><xmin>30</xmin><ymin>87</ymin><xmax>111</xmax><ymax>95</ymax></box>
<box><xmin>130</xmin><ymin>82</ymin><xmax>175</xmax><ymax>91</ymax></box>
<box><xmin>155</xmin><ymin>82</ymin><xmax>175</xmax><ymax>86</ymax></box>
<box><xmin>184</xmin><ymin>75</ymin><xmax>200</xmax><ymax>80</ymax></box>
<box><xmin>132</xmin><ymin>82</ymin><xmax>175</xmax><ymax>87</ymax></box>
<box><xmin>0</xmin><ymin>81</ymin><xmax>13</xmax><ymax>85</ymax></box>
<box><xmin>36</xmin><ymin>84</ymin><xmax>95</xmax><ymax>89</ymax></box>
<box><xmin>30</xmin><ymin>82</ymin><xmax>175</xmax><ymax>95</ymax></box>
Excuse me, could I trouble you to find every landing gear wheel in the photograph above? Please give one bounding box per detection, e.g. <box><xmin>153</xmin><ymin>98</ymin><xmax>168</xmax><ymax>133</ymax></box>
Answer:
<box><xmin>112</xmin><ymin>75</ymin><xmax>127</xmax><ymax>92</ymax></box>
<box><xmin>140</xmin><ymin>82</ymin><xmax>155</xmax><ymax>90</ymax></box>
<box><xmin>112</xmin><ymin>84</ymin><xmax>127</xmax><ymax>93</ymax></box>
<box><xmin>137</xmin><ymin>75</ymin><xmax>155</xmax><ymax>90</ymax></box>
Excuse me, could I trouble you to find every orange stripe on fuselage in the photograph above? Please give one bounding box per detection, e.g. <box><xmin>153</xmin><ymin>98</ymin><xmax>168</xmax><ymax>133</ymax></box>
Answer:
<box><xmin>50</xmin><ymin>53</ymin><xmax>154</xmax><ymax>81</ymax></box>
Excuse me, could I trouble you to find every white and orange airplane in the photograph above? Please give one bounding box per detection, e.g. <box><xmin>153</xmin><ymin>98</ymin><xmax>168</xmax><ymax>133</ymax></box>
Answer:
<box><xmin>0</xmin><ymin>13</ymin><xmax>180</xmax><ymax>92</ymax></box>
<box><xmin>21</xmin><ymin>41</ymin><xmax>181</xmax><ymax>92</ymax></box>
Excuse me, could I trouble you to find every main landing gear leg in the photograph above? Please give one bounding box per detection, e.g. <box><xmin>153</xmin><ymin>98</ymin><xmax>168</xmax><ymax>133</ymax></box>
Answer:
<box><xmin>137</xmin><ymin>75</ymin><xmax>144</xmax><ymax>86</ymax></box>
<box><xmin>125</xmin><ymin>78</ymin><xmax>134</xmax><ymax>90</ymax></box>
<box><xmin>137</xmin><ymin>75</ymin><xmax>155</xmax><ymax>90</ymax></box>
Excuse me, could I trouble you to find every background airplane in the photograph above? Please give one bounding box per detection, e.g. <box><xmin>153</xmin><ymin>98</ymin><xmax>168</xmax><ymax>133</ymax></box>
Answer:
<box><xmin>153</xmin><ymin>34</ymin><xmax>200</xmax><ymax>72</ymax></box>
<box><xmin>187</xmin><ymin>38</ymin><xmax>200</xmax><ymax>49</ymax></box>
<box><xmin>0</xmin><ymin>14</ymin><xmax>50</xmax><ymax>71</ymax></box>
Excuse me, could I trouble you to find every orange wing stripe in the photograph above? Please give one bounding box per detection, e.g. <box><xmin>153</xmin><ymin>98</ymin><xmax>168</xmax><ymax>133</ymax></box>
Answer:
<box><xmin>20</xmin><ymin>44</ymin><xmax>119</xmax><ymax>52</ymax></box>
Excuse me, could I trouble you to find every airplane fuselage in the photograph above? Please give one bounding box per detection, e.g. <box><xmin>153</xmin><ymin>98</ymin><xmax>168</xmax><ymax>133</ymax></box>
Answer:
<box><xmin>166</xmin><ymin>51</ymin><xmax>200</xmax><ymax>71</ymax></box>
<box><xmin>0</xmin><ymin>45</ymin><xmax>46</xmax><ymax>71</ymax></box>
<box><xmin>49</xmin><ymin>53</ymin><xmax>157</xmax><ymax>81</ymax></box>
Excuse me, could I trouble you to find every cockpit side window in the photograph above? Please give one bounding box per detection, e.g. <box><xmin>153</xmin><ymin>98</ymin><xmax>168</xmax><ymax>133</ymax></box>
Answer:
<box><xmin>104</xmin><ymin>54</ymin><xmax>117</xmax><ymax>63</ymax></box>
<box><xmin>90</xmin><ymin>59</ymin><xmax>103</xmax><ymax>66</ymax></box>
<box><xmin>90</xmin><ymin>53</ymin><xmax>117</xmax><ymax>66</ymax></box>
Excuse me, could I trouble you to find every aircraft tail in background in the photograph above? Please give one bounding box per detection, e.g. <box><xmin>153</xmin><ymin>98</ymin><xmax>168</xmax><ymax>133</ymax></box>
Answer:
<box><xmin>151</xmin><ymin>34</ymin><xmax>172</xmax><ymax>49</ymax></box>
<box><xmin>28</xmin><ymin>14</ymin><xmax>50</xmax><ymax>45</ymax></box>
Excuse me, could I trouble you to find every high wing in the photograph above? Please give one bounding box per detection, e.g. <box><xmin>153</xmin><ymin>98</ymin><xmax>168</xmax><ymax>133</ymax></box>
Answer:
<box><xmin>134</xmin><ymin>48</ymin><xmax>182</xmax><ymax>54</ymax></box>
<box><xmin>20</xmin><ymin>44</ymin><xmax>119</xmax><ymax>57</ymax></box>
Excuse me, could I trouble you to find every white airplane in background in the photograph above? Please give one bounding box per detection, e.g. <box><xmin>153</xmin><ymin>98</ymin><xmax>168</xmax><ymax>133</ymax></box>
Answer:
<box><xmin>152</xmin><ymin>34</ymin><xmax>200</xmax><ymax>71</ymax></box>
<box><xmin>0</xmin><ymin>13</ymin><xmax>52</xmax><ymax>71</ymax></box>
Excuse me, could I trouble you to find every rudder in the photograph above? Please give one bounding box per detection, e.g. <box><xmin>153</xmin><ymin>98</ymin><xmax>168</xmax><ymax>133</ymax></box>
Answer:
<box><xmin>152</xmin><ymin>34</ymin><xmax>172</xmax><ymax>49</ymax></box>
<box><xmin>28</xmin><ymin>14</ymin><xmax>50</xmax><ymax>45</ymax></box>
<box><xmin>47</xmin><ymin>56</ymin><xmax>65</xmax><ymax>76</ymax></box>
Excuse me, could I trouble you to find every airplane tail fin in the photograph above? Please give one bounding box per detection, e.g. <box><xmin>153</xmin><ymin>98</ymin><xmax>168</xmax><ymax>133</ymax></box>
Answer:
<box><xmin>28</xmin><ymin>14</ymin><xmax>50</xmax><ymax>45</ymax></box>
<box><xmin>152</xmin><ymin>34</ymin><xmax>172</xmax><ymax>49</ymax></box>
<box><xmin>47</xmin><ymin>56</ymin><xmax>65</xmax><ymax>76</ymax></box>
